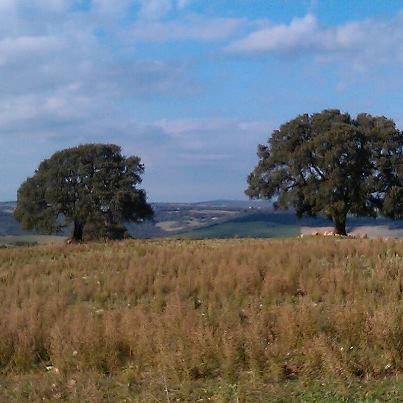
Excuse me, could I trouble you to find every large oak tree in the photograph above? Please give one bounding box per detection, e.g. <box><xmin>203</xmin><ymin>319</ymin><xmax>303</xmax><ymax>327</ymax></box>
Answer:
<box><xmin>246</xmin><ymin>110</ymin><xmax>403</xmax><ymax>235</ymax></box>
<box><xmin>15</xmin><ymin>144</ymin><xmax>153</xmax><ymax>242</ymax></box>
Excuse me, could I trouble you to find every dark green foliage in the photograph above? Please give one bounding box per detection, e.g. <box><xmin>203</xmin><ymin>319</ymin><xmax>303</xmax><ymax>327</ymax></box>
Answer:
<box><xmin>14</xmin><ymin>144</ymin><xmax>153</xmax><ymax>241</ymax></box>
<box><xmin>246</xmin><ymin>110</ymin><xmax>403</xmax><ymax>234</ymax></box>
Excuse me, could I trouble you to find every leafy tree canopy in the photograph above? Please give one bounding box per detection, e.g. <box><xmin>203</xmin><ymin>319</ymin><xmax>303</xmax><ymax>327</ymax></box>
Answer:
<box><xmin>246</xmin><ymin>110</ymin><xmax>403</xmax><ymax>235</ymax></box>
<box><xmin>15</xmin><ymin>144</ymin><xmax>153</xmax><ymax>242</ymax></box>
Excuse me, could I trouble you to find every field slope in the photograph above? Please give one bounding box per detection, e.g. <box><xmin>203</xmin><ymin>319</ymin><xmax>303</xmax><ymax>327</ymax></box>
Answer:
<box><xmin>177</xmin><ymin>213</ymin><xmax>299</xmax><ymax>239</ymax></box>
<box><xmin>0</xmin><ymin>239</ymin><xmax>402</xmax><ymax>401</ymax></box>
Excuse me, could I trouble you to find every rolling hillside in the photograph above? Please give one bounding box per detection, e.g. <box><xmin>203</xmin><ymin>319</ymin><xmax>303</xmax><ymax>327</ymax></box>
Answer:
<box><xmin>1</xmin><ymin>201</ymin><xmax>292</xmax><ymax>245</ymax></box>
<box><xmin>1</xmin><ymin>201</ymin><xmax>403</xmax><ymax>246</ymax></box>
<box><xmin>177</xmin><ymin>212</ymin><xmax>299</xmax><ymax>238</ymax></box>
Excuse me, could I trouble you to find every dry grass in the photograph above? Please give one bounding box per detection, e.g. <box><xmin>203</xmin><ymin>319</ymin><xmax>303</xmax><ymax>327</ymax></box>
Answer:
<box><xmin>0</xmin><ymin>238</ymin><xmax>402</xmax><ymax>401</ymax></box>
<box><xmin>300</xmin><ymin>225</ymin><xmax>403</xmax><ymax>239</ymax></box>
<box><xmin>0</xmin><ymin>235</ymin><xmax>66</xmax><ymax>246</ymax></box>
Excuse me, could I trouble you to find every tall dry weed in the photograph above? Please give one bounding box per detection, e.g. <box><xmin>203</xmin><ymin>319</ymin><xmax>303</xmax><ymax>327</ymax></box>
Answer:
<box><xmin>0</xmin><ymin>238</ymin><xmax>402</xmax><ymax>396</ymax></box>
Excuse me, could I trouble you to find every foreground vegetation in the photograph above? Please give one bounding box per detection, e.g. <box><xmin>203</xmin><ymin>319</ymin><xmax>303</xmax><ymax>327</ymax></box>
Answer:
<box><xmin>0</xmin><ymin>238</ymin><xmax>402</xmax><ymax>401</ymax></box>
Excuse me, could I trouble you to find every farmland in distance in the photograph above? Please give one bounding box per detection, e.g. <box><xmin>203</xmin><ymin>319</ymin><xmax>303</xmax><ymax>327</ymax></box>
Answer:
<box><xmin>1</xmin><ymin>201</ymin><xmax>402</xmax><ymax>247</ymax></box>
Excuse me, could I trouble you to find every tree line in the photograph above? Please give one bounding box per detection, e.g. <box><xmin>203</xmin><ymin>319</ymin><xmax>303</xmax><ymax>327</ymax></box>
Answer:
<box><xmin>15</xmin><ymin>109</ymin><xmax>403</xmax><ymax>241</ymax></box>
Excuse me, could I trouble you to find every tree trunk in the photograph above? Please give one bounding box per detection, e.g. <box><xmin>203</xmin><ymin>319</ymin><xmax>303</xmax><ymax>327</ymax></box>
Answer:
<box><xmin>333</xmin><ymin>216</ymin><xmax>347</xmax><ymax>236</ymax></box>
<box><xmin>72</xmin><ymin>220</ymin><xmax>84</xmax><ymax>242</ymax></box>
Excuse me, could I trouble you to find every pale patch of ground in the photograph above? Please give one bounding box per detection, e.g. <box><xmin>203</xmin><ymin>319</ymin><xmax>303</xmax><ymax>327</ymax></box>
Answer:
<box><xmin>156</xmin><ymin>221</ymin><xmax>185</xmax><ymax>232</ymax></box>
<box><xmin>157</xmin><ymin>219</ymin><xmax>206</xmax><ymax>232</ymax></box>
<box><xmin>300</xmin><ymin>226</ymin><xmax>403</xmax><ymax>239</ymax></box>
<box><xmin>189</xmin><ymin>209</ymin><xmax>239</xmax><ymax>215</ymax></box>
<box><xmin>349</xmin><ymin>225</ymin><xmax>403</xmax><ymax>239</ymax></box>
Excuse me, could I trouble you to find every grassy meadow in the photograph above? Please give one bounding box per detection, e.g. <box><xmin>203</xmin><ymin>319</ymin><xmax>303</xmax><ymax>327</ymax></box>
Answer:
<box><xmin>0</xmin><ymin>238</ymin><xmax>402</xmax><ymax>401</ymax></box>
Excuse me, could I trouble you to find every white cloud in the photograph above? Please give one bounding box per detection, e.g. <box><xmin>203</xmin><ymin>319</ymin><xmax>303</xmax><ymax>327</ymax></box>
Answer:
<box><xmin>176</xmin><ymin>0</ymin><xmax>193</xmax><ymax>9</ymax></box>
<box><xmin>226</xmin><ymin>12</ymin><xmax>403</xmax><ymax>69</ymax></box>
<box><xmin>136</xmin><ymin>0</ymin><xmax>172</xmax><ymax>20</ymax></box>
<box><xmin>1</xmin><ymin>0</ymin><xmax>402</xmax><ymax>201</ymax></box>
<box><xmin>0</xmin><ymin>0</ymin><xmax>15</xmax><ymax>13</ymax></box>
<box><xmin>135</xmin><ymin>0</ymin><xmax>195</xmax><ymax>20</ymax></box>
<box><xmin>156</xmin><ymin>117</ymin><xmax>271</xmax><ymax>157</ymax></box>
<box><xmin>92</xmin><ymin>0</ymin><xmax>132</xmax><ymax>15</ymax></box>
<box><xmin>157</xmin><ymin>117</ymin><xmax>268</xmax><ymax>136</ymax></box>
<box><xmin>130</xmin><ymin>16</ymin><xmax>244</xmax><ymax>42</ymax></box>
<box><xmin>30</xmin><ymin>0</ymin><xmax>71</xmax><ymax>13</ymax></box>
<box><xmin>131</xmin><ymin>117</ymin><xmax>272</xmax><ymax>201</ymax></box>
<box><xmin>227</xmin><ymin>14</ymin><xmax>317</xmax><ymax>54</ymax></box>
<box><xmin>0</xmin><ymin>36</ymin><xmax>62</xmax><ymax>66</ymax></box>
<box><xmin>0</xmin><ymin>0</ymin><xmax>207</xmax><ymax>201</ymax></box>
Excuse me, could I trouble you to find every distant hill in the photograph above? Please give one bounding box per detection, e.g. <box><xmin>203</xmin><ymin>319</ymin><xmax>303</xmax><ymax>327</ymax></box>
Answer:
<box><xmin>1</xmin><ymin>200</ymin><xmax>402</xmax><ymax>246</ymax></box>
<box><xmin>190</xmin><ymin>199</ymin><xmax>273</xmax><ymax>209</ymax></box>
<box><xmin>0</xmin><ymin>200</ymin><xmax>287</xmax><ymax>244</ymax></box>
<box><xmin>0</xmin><ymin>202</ymin><xmax>24</xmax><ymax>236</ymax></box>
<box><xmin>177</xmin><ymin>212</ymin><xmax>299</xmax><ymax>239</ymax></box>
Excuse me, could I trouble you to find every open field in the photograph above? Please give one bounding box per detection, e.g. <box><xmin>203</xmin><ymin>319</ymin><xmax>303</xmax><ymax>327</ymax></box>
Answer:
<box><xmin>300</xmin><ymin>225</ymin><xmax>403</xmax><ymax>239</ymax></box>
<box><xmin>0</xmin><ymin>235</ymin><xmax>66</xmax><ymax>247</ymax></box>
<box><xmin>179</xmin><ymin>221</ymin><xmax>299</xmax><ymax>239</ymax></box>
<box><xmin>0</xmin><ymin>238</ymin><xmax>402</xmax><ymax>401</ymax></box>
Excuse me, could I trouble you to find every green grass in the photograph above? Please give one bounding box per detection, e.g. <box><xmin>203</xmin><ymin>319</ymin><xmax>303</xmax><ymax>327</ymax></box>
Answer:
<box><xmin>1</xmin><ymin>374</ymin><xmax>402</xmax><ymax>402</ymax></box>
<box><xmin>178</xmin><ymin>221</ymin><xmax>299</xmax><ymax>239</ymax></box>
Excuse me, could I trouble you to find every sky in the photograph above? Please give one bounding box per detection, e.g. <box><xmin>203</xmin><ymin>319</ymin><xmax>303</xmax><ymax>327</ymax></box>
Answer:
<box><xmin>1</xmin><ymin>0</ymin><xmax>403</xmax><ymax>202</ymax></box>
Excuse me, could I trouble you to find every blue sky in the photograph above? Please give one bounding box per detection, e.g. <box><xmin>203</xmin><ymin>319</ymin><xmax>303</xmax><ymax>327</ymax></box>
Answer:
<box><xmin>1</xmin><ymin>0</ymin><xmax>403</xmax><ymax>202</ymax></box>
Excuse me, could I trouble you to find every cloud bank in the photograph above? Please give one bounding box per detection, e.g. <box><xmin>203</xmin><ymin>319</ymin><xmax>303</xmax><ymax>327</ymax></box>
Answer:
<box><xmin>227</xmin><ymin>12</ymin><xmax>403</xmax><ymax>70</ymax></box>
<box><xmin>0</xmin><ymin>1</ymin><xmax>403</xmax><ymax>201</ymax></box>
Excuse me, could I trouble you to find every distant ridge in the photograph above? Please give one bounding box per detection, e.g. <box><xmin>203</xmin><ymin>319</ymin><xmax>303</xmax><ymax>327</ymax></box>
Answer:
<box><xmin>189</xmin><ymin>199</ymin><xmax>274</xmax><ymax>209</ymax></box>
<box><xmin>1</xmin><ymin>201</ymin><xmax>402</xmax><ymax>243</ymax></box>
